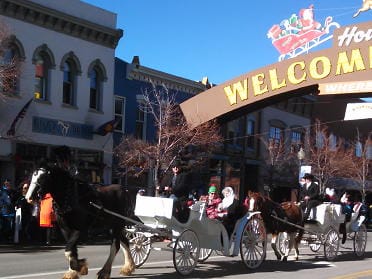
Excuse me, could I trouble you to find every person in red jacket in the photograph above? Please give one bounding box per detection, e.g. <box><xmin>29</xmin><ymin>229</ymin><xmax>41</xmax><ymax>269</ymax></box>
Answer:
<box><xmin>205</xmin><ymin>185</ymin><xmax>222</xmax><ymax>219</ymax></box>
<box><xmin>39</xmin><ymin>193</ymin><xmax>54</xmax><ymax>245</ymax></box>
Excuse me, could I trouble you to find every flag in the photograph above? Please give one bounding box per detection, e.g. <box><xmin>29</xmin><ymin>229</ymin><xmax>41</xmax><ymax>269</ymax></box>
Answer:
<box><xmin>6</xmin><ymin>98</ymin><xmax>33</xmax><ymax>137</ymax></box>
<box><xmin>94</xmin><ymin>118</ymin><xmax>120</xmax><ymax>136</ymax></box>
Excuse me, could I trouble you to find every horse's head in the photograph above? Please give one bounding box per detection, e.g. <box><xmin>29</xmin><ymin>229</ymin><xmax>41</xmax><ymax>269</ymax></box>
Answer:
<box><xmin>25</xmin><ymin>168</ymin><xmax>51</xmax><ymax>203</ymax></box>
<box><xmin>247</xmin><ymin>191</ymin><xmax>266</xmax><ymax>212</ymax></box>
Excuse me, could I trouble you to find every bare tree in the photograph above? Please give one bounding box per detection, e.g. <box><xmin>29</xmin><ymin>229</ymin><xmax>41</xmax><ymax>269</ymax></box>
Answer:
<box><xmin>260</xmin><ymin>136</ymin><xmax>298</xmax><ymax>194</ymax></box>
<box><xmin>115</xmin><ymin>84</ymin><xmax>222</xmax><ymax>194</ymax></box>
<box><xmin>346</xmin><ymin>130</ymin><xmax>372</xmax><ymax>200</ymax></box>
<box><xmin>305</xmin><ymin>120</ymin><xmax>354</xmax><ymax>194</ymax></box>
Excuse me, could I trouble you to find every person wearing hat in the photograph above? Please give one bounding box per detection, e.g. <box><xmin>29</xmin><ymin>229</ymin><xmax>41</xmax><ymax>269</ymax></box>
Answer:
<box><xmin>205</xmin><ymin>185</ymin><xmax>222</xmax><ymax>219</ymax></box>
<box><xmin>159</xmin><ymin>162</ymin><xmax>191</xmax><ymax>222</ymax></box>
<box><xmin>299</xmin><ymin>173</ymin><xmax>320</xmax><ymax>221</ymax></box>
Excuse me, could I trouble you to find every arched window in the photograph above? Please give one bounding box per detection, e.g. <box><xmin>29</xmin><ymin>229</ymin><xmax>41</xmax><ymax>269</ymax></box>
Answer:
<box><xmin>63</xmin><ymin>60</ymin><xmax>75</xmax><ymax>105</ymax></box>
<box><xmin>34</xmin><ymin>53</ymin><xmax>51</xmax><ymax>100</ymax></box>
<box><xmin>89</xmin><ymin>68</ymin><xmax>99</xmax><ymax>109</ymax></box>
<box><xmin>0</xmin><ymin>37</ymin><xmax>24</xmax><ymax>94</ymax></box>
<box><xmin>88</xmin><ymin>59</ymin><xmax>106</xmax><ymax>111</ymax></box>
<box><xmin>60</xmin><ymin>52</ymin><xmax>80</xmax><ymax>106</ymax></box>
<box><xmin>33</xmin><ymin>45</ymin><xmax>55</xmax><ymax>101</ymax></box>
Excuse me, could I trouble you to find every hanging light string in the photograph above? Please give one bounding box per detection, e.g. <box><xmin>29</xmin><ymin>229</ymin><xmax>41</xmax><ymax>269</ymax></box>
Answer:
<box><xmin>222</xmin><ymin>118</ymin><xmax>361</xmax><ymax>142</ymax></box>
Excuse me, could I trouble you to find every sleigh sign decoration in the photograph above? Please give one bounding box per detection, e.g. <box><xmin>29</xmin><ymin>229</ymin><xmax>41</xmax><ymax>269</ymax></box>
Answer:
<box><xmin>268</xmin><ymin>4</ymin><xmax>340</xmax><ymax>61</ymax></box>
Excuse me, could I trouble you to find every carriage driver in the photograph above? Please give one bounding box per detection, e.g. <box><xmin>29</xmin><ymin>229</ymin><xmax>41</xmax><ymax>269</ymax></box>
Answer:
<box><xmin>299</xmin><ymin>173</ymin><xmax>321</xmax><ymax>221</ymax></box>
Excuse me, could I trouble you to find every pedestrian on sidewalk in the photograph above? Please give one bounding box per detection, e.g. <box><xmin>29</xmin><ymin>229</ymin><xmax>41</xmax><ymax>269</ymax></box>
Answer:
<box><xmin>39</xmin><ymin>193</ymin><xmax>55</xmax><ymax>246</ymax></box>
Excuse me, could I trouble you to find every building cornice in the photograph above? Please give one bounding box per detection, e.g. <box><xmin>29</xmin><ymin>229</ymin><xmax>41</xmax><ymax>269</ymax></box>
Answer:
<box><xmin>0</xmin><ymin>0</ymin><xmax>123</xmax><ymax>49</ymax></box>
<box><xmin>128</xmin><ymin>64</ymin><xmax>207</xmax><ymax>95</ymax></box>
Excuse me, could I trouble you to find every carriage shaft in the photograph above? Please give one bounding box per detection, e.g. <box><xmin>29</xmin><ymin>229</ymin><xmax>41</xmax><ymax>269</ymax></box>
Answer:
<box><xmin>89</xmin><ymin>202</ymin><xmax>169</xmax><ymax>237</ymax></box>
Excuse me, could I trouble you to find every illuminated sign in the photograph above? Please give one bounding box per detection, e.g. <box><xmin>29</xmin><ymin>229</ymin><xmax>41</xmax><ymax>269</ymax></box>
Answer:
<box><xmin>180</xmin><ymin>22</ymin><xmax>372</xmax><ymax>128</ymax></box>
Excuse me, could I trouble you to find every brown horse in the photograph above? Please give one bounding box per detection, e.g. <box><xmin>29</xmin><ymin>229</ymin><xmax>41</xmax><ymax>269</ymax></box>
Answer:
<box><xmin>246</xmin><ymin>191</ymin><xmax>304</xmax><ymax>261</ymax></box>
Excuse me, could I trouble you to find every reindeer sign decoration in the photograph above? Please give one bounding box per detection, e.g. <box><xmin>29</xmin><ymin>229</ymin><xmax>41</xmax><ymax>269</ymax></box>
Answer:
<box><xmin>353</xmin><ymin>0</ymin><xmax>372</xmax><ymax>17</ymax></box>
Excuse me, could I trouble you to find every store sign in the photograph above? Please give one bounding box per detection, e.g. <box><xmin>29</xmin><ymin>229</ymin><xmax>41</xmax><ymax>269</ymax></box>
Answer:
<box><xmin>180</xmin><ymin>21</ymin><xmax>371</xmax><ymax>128</ymax></box>
<box><xmin>32</xmin><ymin>117</ymin><xmax>93</xmax><ymax>140</ymax></box>
<box><xmin>344</xmin><ymin>103</ymin><xmax>372</xmax><ymax>121</ymax></box>
<box><xmin>319</xmin><ymin>80</ymin><xmax>372</xmax><ymax>95</ymax></box>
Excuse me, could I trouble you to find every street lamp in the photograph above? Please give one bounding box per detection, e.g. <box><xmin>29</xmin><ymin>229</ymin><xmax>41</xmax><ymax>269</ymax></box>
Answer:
<box><xmin>297</xmin><ymin>147</ymin><xmax>305</xmax><ymax>164</ymax></box>
<box><xmin>297</xmin><ymin>147</ymin><xmax>305</xmax><ymax>181</ymax></box>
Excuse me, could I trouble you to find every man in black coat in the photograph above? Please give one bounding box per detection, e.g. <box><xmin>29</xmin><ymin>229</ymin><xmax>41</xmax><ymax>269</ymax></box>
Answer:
<box><xmin>159</xmin><ymin>164</ymin><xmax>190</xmax><ymax>199</ymax></box>
<box><xmin>159</xmin><ymin>163</ymin><xmax>191</xmax><ymax>222</ymax></box>
<box><xmin>300</xmin><ymin>173</ymin><xmax>321</xmax><ymax>221</ymax></box>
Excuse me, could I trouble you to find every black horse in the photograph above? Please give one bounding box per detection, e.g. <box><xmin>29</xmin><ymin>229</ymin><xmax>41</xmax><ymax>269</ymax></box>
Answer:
<box><xmin>26</xmin><ymin>165</ymin><xmax>136</xmax><ymax>279</ymax></box>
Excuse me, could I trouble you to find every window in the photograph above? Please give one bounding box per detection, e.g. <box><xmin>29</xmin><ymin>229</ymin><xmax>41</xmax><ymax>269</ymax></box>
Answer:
<box><xmin>246</xmin><ymin>118</ymin><xmax>255</xmax><ymax>149</ymax></box>
<box><xmin>34</xmin><ymin>52</ymin><xmax>52</xmax><ymax>101</ymax></box>
<box><xmin>60</xmin><ymin>52</ymin><xmax>80</xmax><ymax>106</ymax></box>
<box><xmin>135</xmin><ymin>101</ymin><xmax>147</xmax><ymax>140</ymax></box>
<box><xmin>291</xmin><ymin>131</ymin><xmax>302</xmax><ymax>144</ymax></box>
<box><xmin>0</xmin><ymin>48</ymin><xmax>18</xmax><ymax>93</ymax></box>
<box><xmin>356</xmin><ymin>141</ymin><xmax>362</xmax><ymax>157</ymax></box>
<box><xmin>89</xmin><ymin>68</ymin><xmax>101</xmax><ymax>110</ymax></box>
<box><xmin>269</xmin><ymin>126</ymin><xmax>283</xmax><ymax>144</ymax></box>
<box><xmin>227</xmin><ymin>118</ymin><xmax>244</xmax><ymax>147</ymax></box>
<box><xmin>33</xmin><ymin>45</ymin><xmax>55</xmax><ymax>101</ymax></box>
<box><xmin>290</xmin><ymin>129</ymin><xmax>304</xmax><ymax>152</ymax></box>
<box><xmin>316</xmin><ymin>131</ymin><xmax>324</xmax><ymax>148</ymax></box>
<box><xmin>114</xmin><ymin>96</ymin><xmax>125</xmax><ymax>132</ymax></box>
<box><xmin>63</xmin><ymin>61</ymin><xmax>75</xmax><ymax>105</ymax></box>
<box><xmin>329</xmin><ymin>133</ymin><xmax>337</xmax><ymax>150</ymax></box>
<box><xmin>0</xmin><ymin>37</ymin><xmax>24</xmax><ymax>94</ymax></box>
<box><xmin>88</xmin><ymin>60</ymin><xmax>106</xmax><ymax>111</ymax></box>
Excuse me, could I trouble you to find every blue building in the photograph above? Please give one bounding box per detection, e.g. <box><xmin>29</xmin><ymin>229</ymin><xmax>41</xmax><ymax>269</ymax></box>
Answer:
<box><xmin>113</xmin><ymin>56</ymin><xmax>210</xmax><ymax>189</ymax></box>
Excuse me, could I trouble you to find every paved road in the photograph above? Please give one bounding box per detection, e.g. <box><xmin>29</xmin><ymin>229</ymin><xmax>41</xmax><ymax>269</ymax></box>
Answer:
<box><xmin>1</xmin><ymin>232</ymin><xmax>372</xmax><ymax>279</ymax></box>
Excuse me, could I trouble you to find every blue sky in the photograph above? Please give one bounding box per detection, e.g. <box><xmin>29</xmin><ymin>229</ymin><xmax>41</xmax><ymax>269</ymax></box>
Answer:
<box><xmin>83</xmin><ymin>0</ymin><xmax>371</xmax><ymax>85</ymax></box>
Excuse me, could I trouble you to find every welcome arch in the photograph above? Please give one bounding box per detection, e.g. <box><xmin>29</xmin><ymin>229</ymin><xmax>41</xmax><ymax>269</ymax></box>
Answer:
<box><xmin>180</xmin><ymin>22</ymin><xmax>371</xmax><ymax>127</ymax></box>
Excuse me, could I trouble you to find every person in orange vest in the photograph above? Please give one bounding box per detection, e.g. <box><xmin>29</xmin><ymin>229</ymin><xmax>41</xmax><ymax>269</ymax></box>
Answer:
<box><xmin>39</xmin><ymin>193</ymin><xmax>55</xmax><ymax>246</ymax></box>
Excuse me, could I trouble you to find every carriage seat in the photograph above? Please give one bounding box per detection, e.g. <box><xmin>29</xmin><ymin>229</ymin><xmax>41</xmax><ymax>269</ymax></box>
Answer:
<box><xmin>134</xmin><ymin>196</ymin><xmax>174</xmax><ymax>228</ymax></box>
<box><xmin>307</xmin><ymin>203</ymin><xmax>344</xmax><ymax>225</ymax></box>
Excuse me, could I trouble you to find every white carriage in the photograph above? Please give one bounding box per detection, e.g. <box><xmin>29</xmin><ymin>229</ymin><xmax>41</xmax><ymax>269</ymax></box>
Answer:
<box><xmin>277</xmin><ymin>202</ymin><xmax>367</xmax><ymax>261</ymax></box>
<box><xmin>126</xmin><ymin>195</ymin><xmax>267</xmax><ymax>276</ymax></box>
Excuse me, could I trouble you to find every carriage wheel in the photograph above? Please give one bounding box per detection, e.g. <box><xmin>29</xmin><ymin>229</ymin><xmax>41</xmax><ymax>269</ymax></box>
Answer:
<box><xmin>198</xmin><ymin>248</ymin><xmax>213</xmax><ymax>263</ymax></box>
<box><xmin>240</xmin><ymin>216</ymin><xmax>267</xmax><ymax>269</ymax></box>
<box><xmin>353</xmin><ymin>223</ymin><xmax>367</xmax><ymax>257</ymax></box>
<box><xmin>127</xmin><ymin>231</ymin><xmax>151</xmax><ymax>268</ymax></box>
<box><xmin>173</xmin><ymin>229</ymin><xmax>200</xmax><ymax>276</ymax></box>
<box><xmin>324</xmin><ymin>227</ymin><xmax>339</xmax><ymax>261</ymax></box>
<box><xmin>276</xmin><ymin>232</ymin><xmax>289</xmax><ymax>256</ymax></box>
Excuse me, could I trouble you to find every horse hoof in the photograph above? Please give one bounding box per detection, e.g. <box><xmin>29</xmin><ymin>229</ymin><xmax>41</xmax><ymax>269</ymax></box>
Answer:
<box><xmin>282</xmin><ymin>256</ymin><xmax>288</xmax><ymax>262</ymax></box>
<box><xmin>63</xmin><ymin>270</ymin><xmax>79</xmax><ymax>279</ymax></box>
<box><xmin>295</xmin><ymin>256</ymin><xmax>299</xmax><ymax>261</ymax></box>
<box><xmin>120</xmin><ymin>263</ymin><xmax>135</xmax><ymax>276</ymax></box>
